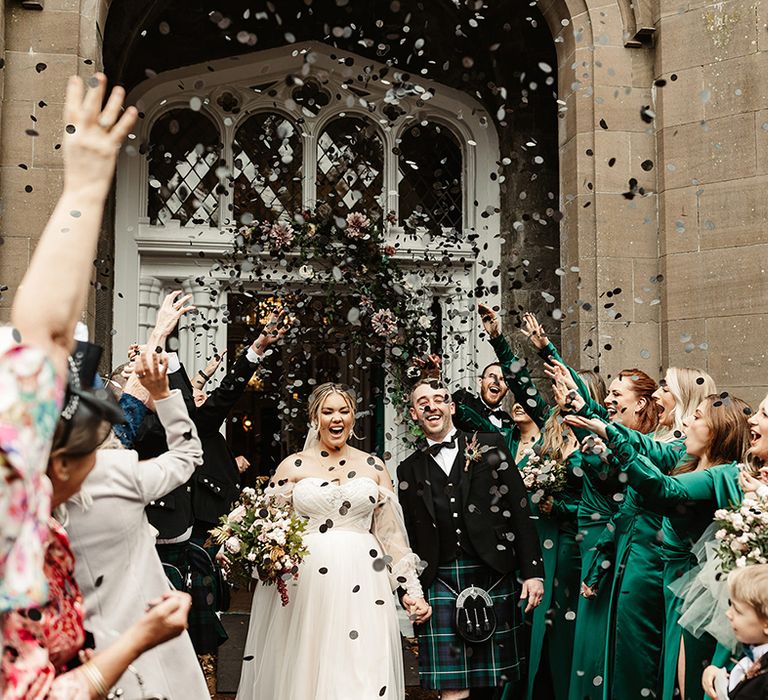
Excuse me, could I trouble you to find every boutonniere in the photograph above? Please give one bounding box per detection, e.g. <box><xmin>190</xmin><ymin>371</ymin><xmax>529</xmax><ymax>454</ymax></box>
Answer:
<box><xmin>464</xmin><ymin>432</ymin><xmax>490</xmax><ymax>471</ymax></box>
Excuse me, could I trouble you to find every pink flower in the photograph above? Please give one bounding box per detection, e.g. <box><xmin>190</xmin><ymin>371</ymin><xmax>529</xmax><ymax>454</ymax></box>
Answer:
<box><xmin>382</xmin><ymin>245</ymin><xmax>396</xmax><ymax>257</ymax></box>
<box><xmin>370</xmin><ymin>308</ymin><xmax>397</xmax><ymax>338</ymax></box>
<box><xmin>262</xmin><ymin>221</ymin><xmax>295</xmax><ymax>249</ymax></box>
<box><xmin>345</xmin><ymin>212</ymin><xmax>371</xmax><ymax>239</ymax></box>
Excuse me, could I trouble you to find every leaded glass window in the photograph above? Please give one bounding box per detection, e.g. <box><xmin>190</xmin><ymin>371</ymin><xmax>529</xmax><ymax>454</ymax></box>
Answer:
<box><xmin>398</xmin><ymin>122</ymin><xmax>463</xmax><ymax>231</ymax></box>
<box><xmin>316</xmin><ymin>116</ymin><xmax>384</xmax><ymax>222</ymax></box>
<box><xmin>232</xmin><ymin>113</ymin><xmax>303</xmax><ymax>223</ymax></box>
<box><xmin>147</xmin><ymin>109</ymin><xmax>222</xmax><ymax>226</ymax></box>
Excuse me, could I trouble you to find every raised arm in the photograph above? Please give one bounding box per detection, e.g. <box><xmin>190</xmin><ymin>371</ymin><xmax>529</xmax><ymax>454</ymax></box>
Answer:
<box><xmin>10</xmin><ymin>75</ymin><xmax>137</xmax><ymax>377</ymax></box>
<box><xmin>478</xmin><ymin>304</ymin><xmax>550</xmax><ymax>427</ymax></box>
<box><xmin>606</xmin><ymin>422</ymin><xmax>685</xmax><ymax>473</ymax></box>
<box><xmin>195</xmin><ymin>309</ymin><xmax>288</xmax><ymax>433</ymax></box>
<box><xmin>127</xmin><ymin>350</ymin><xmax>203</xmax><ymax>503</ymax></box>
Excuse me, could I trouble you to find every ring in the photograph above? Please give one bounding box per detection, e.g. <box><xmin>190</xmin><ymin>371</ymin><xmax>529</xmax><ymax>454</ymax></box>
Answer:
<box><xmin>136</xmin><ymin>372</ymin><xmax>146</xmax><ymax>378</ymax></box>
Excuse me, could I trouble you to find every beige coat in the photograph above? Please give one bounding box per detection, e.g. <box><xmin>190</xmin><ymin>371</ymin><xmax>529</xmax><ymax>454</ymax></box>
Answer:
<box><xmin>65</xmin><ymin>389</ymin><xmax>210</xmax><ymax>699</ymax></box>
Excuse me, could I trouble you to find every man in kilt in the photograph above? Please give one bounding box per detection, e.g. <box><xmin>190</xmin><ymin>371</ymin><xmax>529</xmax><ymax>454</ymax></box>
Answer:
<box><xmin>398</xmin><ymin>378</ymin><xmax>544</xmax><ymax>700</ymax></box>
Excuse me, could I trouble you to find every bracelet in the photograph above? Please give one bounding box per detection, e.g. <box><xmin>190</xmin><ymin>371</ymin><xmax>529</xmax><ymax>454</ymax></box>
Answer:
<box><xmin>81</xmin><ymin>662</ymin><xmax>110</xmax><ymax>697</ymax></box>
<box><xmin>197</xmin><ymin>369</ymin><xmax>210</xmax><ymax>381</ymax></box>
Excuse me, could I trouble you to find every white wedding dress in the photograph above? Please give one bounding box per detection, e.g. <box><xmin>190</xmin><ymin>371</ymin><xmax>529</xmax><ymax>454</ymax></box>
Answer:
<box><xmin>236</xmin><ymin>476</ymin><xmax>424</xmax><ymax>700</ymax></box>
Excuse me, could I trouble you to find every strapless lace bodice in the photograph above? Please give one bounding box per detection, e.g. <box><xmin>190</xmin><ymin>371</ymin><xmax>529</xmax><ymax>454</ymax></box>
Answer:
<box><xmin>293</xmin><ymin>477</ymin><xmax>379</xmax><ymax>533</ymax></box>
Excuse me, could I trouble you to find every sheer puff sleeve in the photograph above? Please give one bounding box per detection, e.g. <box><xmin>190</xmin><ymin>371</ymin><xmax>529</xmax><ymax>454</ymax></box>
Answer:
<box><xmin>372</xmin><ymin>487</ymin><xmax>425</xmax><ymax>600</ymax></box>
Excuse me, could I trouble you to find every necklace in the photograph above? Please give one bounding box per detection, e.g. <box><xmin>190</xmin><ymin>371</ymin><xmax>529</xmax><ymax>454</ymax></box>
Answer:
<box><xmin>316</xmin><ymin>444</ymin><xmax>352</xmax><ymax>479</ymax></box>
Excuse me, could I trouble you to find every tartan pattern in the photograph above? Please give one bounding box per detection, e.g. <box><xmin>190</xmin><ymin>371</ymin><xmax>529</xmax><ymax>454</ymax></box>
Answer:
<box><xmin>417</xmin><ymin>558</ymin><xmax>523</xmax><ymax>690</ymax></box>
<box><xmin>156</xmin><ymin>540</ymin><xmax>228</xmax><ymax>655</ymax></box>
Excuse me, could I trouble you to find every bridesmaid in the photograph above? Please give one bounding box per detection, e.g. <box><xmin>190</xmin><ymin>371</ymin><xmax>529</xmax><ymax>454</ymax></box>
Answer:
<box><xmin>470</xmin><ymin>306</ymin><xmax>582</xmax><ymax>700</ymax></box>
<box><xmin>568</xmin><ymin>393</ymin><xmax>753</xmax><ymax>700</ymax></box>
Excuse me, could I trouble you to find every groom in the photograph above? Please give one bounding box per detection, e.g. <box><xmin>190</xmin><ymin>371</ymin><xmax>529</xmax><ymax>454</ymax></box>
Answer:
<box><xmin>397</xmin><ymin>378</ymin><xmax>544</xmax><ymax>700</ymax></box>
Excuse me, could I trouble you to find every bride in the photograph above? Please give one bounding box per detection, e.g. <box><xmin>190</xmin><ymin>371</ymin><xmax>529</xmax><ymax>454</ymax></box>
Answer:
<box><xmin>236</xmin><ymin>382</ymin><xmax>432</xmax><ymax>700</ymax></box>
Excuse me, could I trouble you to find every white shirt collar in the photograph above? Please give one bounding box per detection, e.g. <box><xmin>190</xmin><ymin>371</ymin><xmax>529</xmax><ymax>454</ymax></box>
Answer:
<box><xmin>426</xmin><ymin>427</ymin><xmax>458</xmax><ymax>447</ymax></box>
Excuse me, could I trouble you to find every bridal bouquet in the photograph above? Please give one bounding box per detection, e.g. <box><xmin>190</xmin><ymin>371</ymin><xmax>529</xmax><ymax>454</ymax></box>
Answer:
<box><xmin>519</xmin><ymin>449</ymin><xmax>568</xmax><ymax>497</ymax></box>
<box><xmin>713</xmin><ymin>490</ymin><xmax>768</xmax><ymax>572</ymax></box>
<box><xmin>210</xmin><ymin>484</ymin><xmax>309</xmax><ymax>605</ymax></box>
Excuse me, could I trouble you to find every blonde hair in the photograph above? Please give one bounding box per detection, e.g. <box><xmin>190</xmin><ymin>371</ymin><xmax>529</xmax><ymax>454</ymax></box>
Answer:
<box><xmin>539</xmin><ymin>406</ymin><xmax>573</xmax><ymax>464</ymax></box>
<box><xmin>577</xmin><ymin>369</ymin><xmax>607</xmax><ymax>405</ymax></box>
<box><xmin>654</xmin><ymin>367</ymin><xmax>717</xmax><ymax>442</ymax></box>
<box><xmin>728</xmin><ymin>565</ymin><xmax>768</xmax><ymax>621</ymax></box>
<box><xmin>307</xmin><ymin>382</ymin><xmax>357</xmax><ymax>431</ymax></box>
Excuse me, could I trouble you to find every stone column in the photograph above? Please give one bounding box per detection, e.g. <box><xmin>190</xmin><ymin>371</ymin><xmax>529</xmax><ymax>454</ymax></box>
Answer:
<box><xmin>137</xmin><ymin>276</ymin><xmax>163</xmax><ymax>345</ymax></box>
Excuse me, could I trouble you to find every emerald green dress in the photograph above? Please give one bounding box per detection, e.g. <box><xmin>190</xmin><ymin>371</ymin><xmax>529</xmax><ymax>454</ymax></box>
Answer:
<box><xmin>534</xmin><ymin>343</ymin><xmax>628</xmax><ymax>700</ymax></box>
<box><xmin>567</xmin><ymin>401</ymin><xmax>666</xmax><ymax>698</ymax></box>
<box><xmin>607</xmin><ymin>427</ymin><xmax>744</xmax><ymax>700</ymax></box>
<box><xmin>482</xmin><ymin>335</ymin><xmax>582</xmax><ymax>700</ymax></box>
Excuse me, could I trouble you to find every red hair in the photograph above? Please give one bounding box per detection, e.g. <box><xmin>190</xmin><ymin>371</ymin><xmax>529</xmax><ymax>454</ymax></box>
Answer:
<box><xmin>617</xmin><ymin>368</ymin><xmax>659</xmax><ymax>435</ymax></box>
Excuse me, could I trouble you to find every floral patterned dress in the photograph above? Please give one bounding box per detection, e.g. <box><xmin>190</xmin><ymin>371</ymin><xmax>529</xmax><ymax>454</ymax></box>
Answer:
<box><xmin>0</xmin><ymin>342</ymin><xmax>88</xmax><ymax>698</ymax></box>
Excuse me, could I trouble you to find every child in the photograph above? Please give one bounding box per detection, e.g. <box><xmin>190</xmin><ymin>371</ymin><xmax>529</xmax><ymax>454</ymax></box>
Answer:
<box><xmin>702</xmin><ymin>564</ymin><xmax>768</xmax><ymax>699</ymax></box>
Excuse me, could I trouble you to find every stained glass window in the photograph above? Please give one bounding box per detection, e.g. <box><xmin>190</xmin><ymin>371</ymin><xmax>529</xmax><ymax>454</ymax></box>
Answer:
<box><xmin>398</xmin><ymin>122</ymin><xmax>463</xmax><ymax>231</ymax></box>
<box><xmin>316</xmin><ymin>116</ymin><xmax>384</xmax><ymax>222</ymax></box>
<box><xmin>147</xmin><ymin>109</ymin><xmax>222</xmax><ymax>226</ymax></box>
<box><xmin>232</xmin><ymin>113</ymin><xmax>303</xmax><ymax>223</ymax></box>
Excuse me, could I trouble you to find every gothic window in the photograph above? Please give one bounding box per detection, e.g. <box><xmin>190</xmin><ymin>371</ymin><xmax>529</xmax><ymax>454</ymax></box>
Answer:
<box><xmin>147</xmin><ymin>109</ymin><xmax>222</xmax><ymax>226</ymax></box>
<box><xmin>232</xmin><ymin>113</ymin><xmax>303</xmax><ymax>223</ymax></box>
<box><xmin>398</xmin><ymin>122</ymin><xmax>463</xmax><ymax>231</ymax></box>
<box><xmin>316</xmin><ymin>116</ymin><xmax>384</xmax><ymax>222</ymax></box>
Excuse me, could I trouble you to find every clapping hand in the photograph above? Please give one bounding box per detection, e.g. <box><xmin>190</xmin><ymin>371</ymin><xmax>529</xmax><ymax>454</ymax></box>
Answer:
<box><xmin>477</xmin><ymin>303</ymin><xmax>501</xmax><ymax>338</ymax></box>
<box><xmin>402</xmin><ymin>594</ymin><xmax>432</xmax><ymax>625</ymax></box>
<box><xmin>520</xmin><ymin>312</ymin><xmax>548</xmax><ymax>350</ymax></box>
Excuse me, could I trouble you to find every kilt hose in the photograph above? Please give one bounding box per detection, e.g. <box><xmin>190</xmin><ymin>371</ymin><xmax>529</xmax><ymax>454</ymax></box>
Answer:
<box><xmin>156</xmin><ymin>539</ymin><xmax>228</xmax><ymax>655</ymax></box>
<box><xmin>417</xmin><ymin>557</ymin><xmax>524</xmax><ymax>690</ymax></box>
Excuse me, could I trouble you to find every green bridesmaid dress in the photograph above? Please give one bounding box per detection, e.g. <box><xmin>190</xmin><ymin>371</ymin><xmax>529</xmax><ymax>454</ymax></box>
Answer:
<box><xmin>484</xmin><ymin>334</ymin><xmax>581</xmax><ymax>700</ymax></box>
<box><xmin>607</xmin><ymin>428</ymin><xmax>744</xmax><ymax>700</ymax></box>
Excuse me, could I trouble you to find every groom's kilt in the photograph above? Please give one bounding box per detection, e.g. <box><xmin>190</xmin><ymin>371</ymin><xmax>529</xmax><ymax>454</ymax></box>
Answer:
<box><xmin>417</xmin><ymin>557</ymin><xmax>524</xmax><ymax>689</ymax></box>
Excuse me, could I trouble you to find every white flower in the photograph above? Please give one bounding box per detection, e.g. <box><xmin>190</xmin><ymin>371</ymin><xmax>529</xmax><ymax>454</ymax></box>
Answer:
<box><xmin>225</xmin><ymin>536</ymin><xmax>242</xmax><ymax>554</ymax></box>
<box><xmin>228</xmin><ymin>505</ymin><xmax>246</xmax><ymax>523</ymax></box>
<box><xmin>246</xmin><ymin>552</ymin><xmax>257</xmax><ymax>562</ymax></box>
<box><xmin>417</xmin><ymin>314</ymin><xmax>432</xmax><ymax>329</ymax></box>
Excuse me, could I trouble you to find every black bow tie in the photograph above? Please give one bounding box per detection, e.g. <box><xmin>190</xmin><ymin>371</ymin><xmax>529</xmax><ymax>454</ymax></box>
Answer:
<box><xmin>426</xmin><ymin>438</ymin><xmax>456</xmax><ymax>456</ymax></box>
<box><xmin>488</xmin><ymin>409</ymin><xmax>506</xmax><ymax>420</ymax></box>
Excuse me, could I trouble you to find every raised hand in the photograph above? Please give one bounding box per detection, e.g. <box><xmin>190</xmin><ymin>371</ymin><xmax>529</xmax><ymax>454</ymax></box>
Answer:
<box><xmin>580</xmin><ymin>582</ymin><xmax>597</xmax><ymax>599</ymax></box>
<box><xmin>564</xmin><ymin>414</ymin><xmax>609</xmax><ymax>439</ymax></box>
<box><xmin>543</xmin><ymin>358</ymin><xmax>577</xmax><ymax>392</ymax></box>
<box><xmin>193</xmin><ymin>350</ymin><xmax>227</xmax><ymax>390</ymax></box>
<box><xmin>553</xmin><ymin>374</ymin><xmax>585</xmax><ymax>414</ymax></box>
<box><xmin>151</xmin><ymin>291</ymin><xmax>196</xmax><ymax>344</ymax></box>
<box><xmin>252</xmin><ymin>308</ymin><xmax>290</xmax><ymax>355</ymax></box>
<box><xmin>134</xmin><ymin>349</ymin><xmax>170</xmax><ymax>401</ymax></box>
<box><xmin>63</xmin><ymin>73</ymin><xmax>138</xmax><ymax>200</ymax></box>
<box><xmin>477</xmin><ymin>303</ymin><xmax>500</xmax><ymax>338</ymax></box>
<box><xmin>410</xmin><ymin>353</ymin><xmax>443</xmax><ymax>380</ymax></box>
<box><xmin>521</xmin><ymin>312</ymin><xmax>549</xmax><ymax>350</ymax></box>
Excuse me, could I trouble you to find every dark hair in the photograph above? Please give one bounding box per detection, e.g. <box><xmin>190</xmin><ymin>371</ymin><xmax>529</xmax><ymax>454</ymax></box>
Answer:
<box><xmin>616</xmin><ymin>368</ymin><xmax>659</xmax><ymax>435</ymax></box>
<box><xmin>480</xmin><ymin>362</ymin><xmax>502</xmax><ymax>378</ymax></box>
<box><xmin>408</xmin><ymin>378</ymin><xmax>451</xmax><ymax>406</ymax></box>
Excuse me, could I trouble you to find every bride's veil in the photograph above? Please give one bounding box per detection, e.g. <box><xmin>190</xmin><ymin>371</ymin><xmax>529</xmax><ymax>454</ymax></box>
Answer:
<box><xmin>302</xmin><ymin>425</ymin><xmax>320</xmax><ymax>452</ymax></box>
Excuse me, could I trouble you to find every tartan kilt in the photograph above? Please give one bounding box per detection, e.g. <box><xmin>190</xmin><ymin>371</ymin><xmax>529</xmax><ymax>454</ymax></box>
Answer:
<box><xmin>417</xmin><ymin>557</ymin><xmax>524</xmax><ymax>690</ymax></box>
<box><xmin>156</xmin><ymin>540</ymin><xmax>228</xmax><ymax>655</ymax></box>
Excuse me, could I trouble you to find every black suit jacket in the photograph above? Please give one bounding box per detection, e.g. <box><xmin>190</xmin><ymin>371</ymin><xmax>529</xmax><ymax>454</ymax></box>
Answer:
<box><xmin>452</xmin><ymin>389</ymin><xmax>514</xmax><ymax>432</ymax></box>
<box><xmin>730</xmin><ymin>654</ymin><xmax>768</xmax><ymax>700</ymax></box>
<box><xmin>396</xmin><ymin>430</ymin><xmax>543</xmax><ymax>589</ymax></box>
<box><xmin>136</xmin><ymin>350</ymin><xmax>259</xmax><ymax>537</ymax></box>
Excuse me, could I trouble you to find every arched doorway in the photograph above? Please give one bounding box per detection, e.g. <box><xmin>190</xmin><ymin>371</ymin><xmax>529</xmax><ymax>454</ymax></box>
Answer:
<box><xmin>103</xmin><ymin>0</ymin><xmax>560</xmax><ymax>469</ymax></box>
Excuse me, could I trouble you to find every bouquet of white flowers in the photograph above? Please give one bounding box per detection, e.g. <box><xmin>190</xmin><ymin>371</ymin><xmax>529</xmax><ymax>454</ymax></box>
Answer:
<box><xmin>210</xmin><ymin>483</ymin><xmax>309</xmax><ymax>605</ymax></box>
<box><xmin>713</xmin><ymin>490</ymin><xmax>768</xmax><ymax>572</ymax></box>
<box><xmin>519</xmin><ymin>448</ymin><xmax>567</xmax><ymax>497</ymax></box>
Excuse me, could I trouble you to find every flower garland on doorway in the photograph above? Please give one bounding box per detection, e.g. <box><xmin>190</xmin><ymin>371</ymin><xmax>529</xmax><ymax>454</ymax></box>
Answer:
<box><xmin>219</xmin><ymin>204</ymin><xmax>437</xmax><ymax>416</ymax></box>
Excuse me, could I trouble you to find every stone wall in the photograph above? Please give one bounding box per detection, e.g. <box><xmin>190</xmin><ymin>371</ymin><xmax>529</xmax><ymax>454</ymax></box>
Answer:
<box><xmin>1</xmin><ymin>0</ymin><xmax>767</xmax><ymax>405</ymax></box>
<box><xmin>655</xmin><ymin>0</ymin><xmax>768</xmax><ymax>407</ymax></box>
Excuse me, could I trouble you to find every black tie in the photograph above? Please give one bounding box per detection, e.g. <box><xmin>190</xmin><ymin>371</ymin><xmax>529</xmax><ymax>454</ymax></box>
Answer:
<box><xmin>488</xmin><ymin>409</ymin><xmax>506</xmax><ymax>421</ymax></box>
<box><xmin>427</xmin><ymin>438</ymin><xmax>456</xmax><ymax>457</ymax></box>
